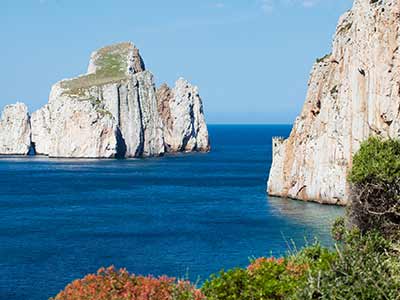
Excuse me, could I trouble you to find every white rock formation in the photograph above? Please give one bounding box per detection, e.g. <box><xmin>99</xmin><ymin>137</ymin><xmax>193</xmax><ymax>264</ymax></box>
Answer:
<box><xmin>268</xmin><ymin>0</ymin><xmax>400</xmax><ymax>205</ymax></box>
<box><xmin>1</xmin><ymin>42</ymin><xmax>209</xmax><ymax>158</ymax></box>
<box><xmin>31</xmin><ymin>104</ymin><xmax>51</xmax><ymax>155</ymax></box>
<box><xmin>0</xmin><ymin>103</ymin><xmax>31</xmax><ymax>155</ymax></box>
<box><xmin>21</xmin><ymin>42</ymin><xmax>208</xmax><ymax>158</ymax></box>
<box><xmin>31</xmin><ymin>42</ymin><xmax>165</xmax><ymax>158</ymax></box>
<box><xmin>35</xmin><ymin>83</ymin><xmax>121</xmax><ymax>158</ymax></box>
<box><xmin>157</xmin><ymin>78</ymin><xmax>210</xmax><ymax>152</ymax></box>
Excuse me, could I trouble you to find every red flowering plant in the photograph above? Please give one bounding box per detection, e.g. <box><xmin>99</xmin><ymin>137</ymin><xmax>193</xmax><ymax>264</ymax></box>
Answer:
<box><xmin>50</xmin><ymin>266</ymin><xmax>205</xmax><ymax>300</ymax></box>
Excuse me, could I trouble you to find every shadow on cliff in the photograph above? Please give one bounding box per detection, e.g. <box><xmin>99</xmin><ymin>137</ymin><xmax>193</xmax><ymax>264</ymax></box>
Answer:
<box><xmin>116</xmin><ymin>128</ymin><xmax>127</xmax><ymax>159</ymax></box>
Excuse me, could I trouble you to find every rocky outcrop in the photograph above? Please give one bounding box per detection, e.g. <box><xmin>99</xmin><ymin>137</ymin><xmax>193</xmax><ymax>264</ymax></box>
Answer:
<box><xmin>35</xmin><ymin>83</ymin><xmax>121</xmax><ymax>158</ymax></box>
<box><xmin>87</xmin><ymin>42</ymin><xmax>145</xmax><ymax>75</ymax></box>
<box><xmin>268</xmin><ymin>0</ymin><xmax>400</xmax><ymax>205</ymax></box>
<box><xmin>156</xmin><ymin>78</ymin><xmax>210</xmax><ymax>152</ymax></box>
<box><xmin>1</xmin><ymin>42</ymin><xmax>209</xmax><ymax>158</ymax></box>
<box><xmin>31</xmin><ymin>105</ymin><xmax>51</xmax><ymax>155</ymax></box>
<box><xmin>30</xmin><ymin>42</ymin><xmax>166</xmax><ymax>158</ymax></box>
<box><xmin>0</xmin><ymin>103</ymin><xmax>31</xmax><ymax>155</ymax></box>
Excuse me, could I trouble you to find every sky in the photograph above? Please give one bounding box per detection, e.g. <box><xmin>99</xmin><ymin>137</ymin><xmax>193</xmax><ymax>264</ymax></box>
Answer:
<box><xmin>0</xmin><ymin>0</ymin><xmax>352</xmax><ymax>124</ymax></box>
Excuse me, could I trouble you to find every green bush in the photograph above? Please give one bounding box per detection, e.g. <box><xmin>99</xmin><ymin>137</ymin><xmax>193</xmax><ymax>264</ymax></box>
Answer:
<box><xmin>331</xmin><ymin>217</ymin><xmax>346</xmax><ymax>241</ymax></box>
<box><xmin>202</xmin><ymin>244</ymin><xmax>336</xmax><ymax>300</ymax></box>
<box><xmin>295</xmin><ymin>231</ymin><xmax>400</xmax><ymax>300</ymax></box>
<box><xmin>349</xmin><ymin>137</ymin><xmax>400</xmax><ymax>185</ymax></box>
<box><xmin>202</xmin><ymin>258</ymin><xmax>303</xmax><ymax>300</ymax></box>
<box><xmin>347</xmin><ymin>137</ymin><xmax>400</xmax><ymax>238</ymax></box>
<box><xmin>290</xmin><ymin>243</ymin><xmax>336</xmax><ymax>273</ymax></box>
<box><xmin>202</xmin><ymin>268</ymin><xmax>248</xmax><ymax>300</ymax></box>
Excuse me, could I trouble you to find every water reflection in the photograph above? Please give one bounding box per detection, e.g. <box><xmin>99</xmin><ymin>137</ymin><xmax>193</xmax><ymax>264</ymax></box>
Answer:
<box><xmin>267</xmin><ymin>196</ymin><xmax>344</xmax><ymax>245</ymax></box>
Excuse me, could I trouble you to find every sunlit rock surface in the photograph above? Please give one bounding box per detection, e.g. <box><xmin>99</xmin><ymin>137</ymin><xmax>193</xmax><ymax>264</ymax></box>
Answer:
<box><xmin>0</xmin><ymin>103</ymin><xmax>31</xmax><ymax>155</ymax></box>
<box><xmin>157</xmin><ymin>78</ymin><xmax>210</xmax><ymax>153</ymax></box>
<box><xmin>268</xmin><ymin>0</ymin><xmax>400</xmax><ymax>205</ymax></box>
<box><xmin>18</xmin><ymin>42</ymin><xmax>209</xmax><ymax>158</ymax></box>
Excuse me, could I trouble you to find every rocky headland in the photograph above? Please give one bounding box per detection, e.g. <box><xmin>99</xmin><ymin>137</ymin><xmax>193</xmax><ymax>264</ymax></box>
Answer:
<box><xmin>0</xmin><ymin>42</ymin><xmax>210</xmax><ymax>158</ymax></box>
<box><xmin>268</xmin><ymin>0</ymin><xmax>400</xmax><ymax>205</ymax></box>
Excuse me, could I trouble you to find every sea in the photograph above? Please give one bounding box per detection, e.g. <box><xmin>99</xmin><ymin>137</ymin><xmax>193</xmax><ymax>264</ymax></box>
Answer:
<box><xmin>0</xmin><ymin>125</ymin><xmax>343</xmax><ymax>300</ymax></box>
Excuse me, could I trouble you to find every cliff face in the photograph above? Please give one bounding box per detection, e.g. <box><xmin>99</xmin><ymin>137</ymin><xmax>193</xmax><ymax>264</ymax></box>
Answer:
<box><xmin>0</xmin><ymin>103</ymin><xmax>31</xmax><ymax>155</ymax></box>
<box><xmin>31</xmin><ymin>104</ymin><xmax>51</xmax><ymax>155</ymax></box>
<box><xmin>2</xmin><ymin>42</ymin><xmax>210</xmax><ymax>158</ymax></box>
<box><xmin>33</xmin><ymin>83</ymin><xmax>121</xmax><ymax>158</ymax></box>
<box><xmin>156</xmin><ymin>78</ymin><xmax>210</xmax><ymax>153</ymax></box>
<box><xmin>268</xmin><ymin>0</ymin><xmax>400</xmax><ymax>205</ymax></box>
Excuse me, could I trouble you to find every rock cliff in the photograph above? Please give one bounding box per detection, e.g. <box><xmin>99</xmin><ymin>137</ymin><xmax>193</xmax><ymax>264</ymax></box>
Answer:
<box><xmin>0</xmin><ymin>103</ymin><xmax>31</xmax><ymax>155</ymax></box>
<box><xmin>268</xmin><ymin>0</ymin><xmax>400</xmax><ymax>205</ymax></box>
<box><xmin>1</xmin><ymin>42</ymin><xmax>210</xmax><ymax>158</ymax></box>
<box><xmin>156</xmin><ymin>78</ymin><xmax>210</xmax><ymax>153</ymax></box>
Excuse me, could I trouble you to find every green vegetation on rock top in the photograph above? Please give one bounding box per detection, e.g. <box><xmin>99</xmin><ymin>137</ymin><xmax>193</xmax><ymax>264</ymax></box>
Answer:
<box><xmin>60</xmin><ymin>73</ymin><xmax>127</xmax><ymax>95</ymax></box>
<box><xmin>95</xmin><ymin>42</ymin><xmax>132</xmax><ymax>58</ymax></box>
<box><xmin>93</xmin><ymin>42</ymin><xmax>133</xmax><ymax>77</ymax></box>
<box><xmin>60</xmin><ymin>42</ymin><xmax>132</xmax><ymax>96</ymax></box>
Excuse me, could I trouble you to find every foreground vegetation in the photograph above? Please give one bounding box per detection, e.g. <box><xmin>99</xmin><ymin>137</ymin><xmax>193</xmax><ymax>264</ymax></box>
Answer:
<box><xmin>52</xmin><ymin>137</ymin><xmax>400</xmax><ymax>300</ymax></box>
<box><xmin>50</xmin><ymin>267</ymin><xmax>205</xmax><ymax>300</ymax></box>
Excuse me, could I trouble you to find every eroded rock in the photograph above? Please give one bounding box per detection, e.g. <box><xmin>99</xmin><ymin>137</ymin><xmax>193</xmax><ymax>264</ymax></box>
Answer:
<box><xmin>0</xmin><ymin>103</ymin><xmax>31</xmax><ymax>155</ymax></box>
<box><xmin>157</xmin><ymin>78</ymin><xmax>210</xmax><ymax>153</ymax></box>
<box><xmin>268</xmin><ymin>0</ymin><xmax>400</xmax><ymax>205</ymax></box>
<box><xmin>1</xmin><ymin>42</ymin><xmax>210</xmax><ymax>158</ymax></box>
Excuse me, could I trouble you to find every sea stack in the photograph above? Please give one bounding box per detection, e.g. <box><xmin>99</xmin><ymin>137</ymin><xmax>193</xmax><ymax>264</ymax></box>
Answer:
<box><xmin>268</xmin><ymin>0</ymin><xmax>400</xmax><ymax>205</ymax></box>
<box><xmin>0</xmin><ymin>103</ymin><xmax>31</xmax><ymax>155</ymax></box>
<box><xmin>0</xmin><ymin>42</ymin><xmax>210</xmax><ymax>158</ymax></box>
<box><xmin>156</xmin><ymin>78</ymin><xmax>210</xmax><ymax>153</ymax></box>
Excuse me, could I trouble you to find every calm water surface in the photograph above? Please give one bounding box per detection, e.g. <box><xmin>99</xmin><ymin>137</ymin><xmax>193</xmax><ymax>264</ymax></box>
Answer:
<box><xmin>0</xmin><ymin>125</ymin><xmax>343</xmax><ymax>300</ymax></box>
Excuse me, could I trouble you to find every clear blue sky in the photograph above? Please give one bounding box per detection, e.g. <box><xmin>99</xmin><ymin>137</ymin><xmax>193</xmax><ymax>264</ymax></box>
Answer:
<box><xmin>1</xmin><ymin>0</ymin><xmax>352</xmax><ymax>124</ymax></box>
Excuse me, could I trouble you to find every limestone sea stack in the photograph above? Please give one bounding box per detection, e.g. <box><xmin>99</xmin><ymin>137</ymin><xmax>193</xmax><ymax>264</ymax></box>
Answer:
<box><xmin>268</xmin><ymin>0</ymin><xmax>400</xmax><ymax>205</ymax></box>
<box><xmin>0</xmin><ymin>103</ymin><xmax>31</xmax><ymax>155</ymax></box>
<box><xmin>156</xmin><ymin>78</ymin><xmax>210</xmax><ymax>153</ymax></box>
<box><xmin>0</xmin><ymin>42</ymin><xmax>210</xmax><ymax>158</ymax></box>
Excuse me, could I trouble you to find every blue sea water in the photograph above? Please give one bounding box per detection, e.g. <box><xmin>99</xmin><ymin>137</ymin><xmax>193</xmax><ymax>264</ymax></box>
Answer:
<box><xmin>0</xmin><ymin>125</ymin><xmax>343</xmax><ymax>300</ymax></box>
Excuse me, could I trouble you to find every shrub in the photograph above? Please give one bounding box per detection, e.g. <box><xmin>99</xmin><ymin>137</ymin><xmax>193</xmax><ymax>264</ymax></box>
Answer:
<box><xmin>294</xmin><ymin>231</ymin><xmax>400</xmax><ymax>300</ymax></box>
<box><xmin>202</xmin><ymin>257</ymin><xmax>300</xmax><ymax>300</ymax></box>
<box><xmin>348</xmin><ymin>137</ymin><xmax>400</xmax><ymax>238</ymax></box>
<box><xmin>331</xmin><ymin>217</ymin><xmax>346</xmax><ymax>241</ymax></box>
<box><xmin>202</xmin><ymin>246</ymin><xmax>335</xmax><ymax>300</ymax></box>
<box><xmin>349</xmin><ymin>137</ymin><xmax>400</xmax><ymax>185</ymax></box>
<box><xmin>290</xmin><ymin>243</ymin><xmax>336</xmax><ymax>273</ymax></box>
<box><xmin>50</xmin><ymin>266</ymin><xmax>205</xmax><ymax>300</ymax></box>
<box><xmin>202</xmin><ymin>268</ymin><xmax>249</xmax><ymax>300</ymax></box>
<box><xmin>316</xmin><ymin>53</ymin><xmax>331</xmax><ymax>63</ymax></box>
